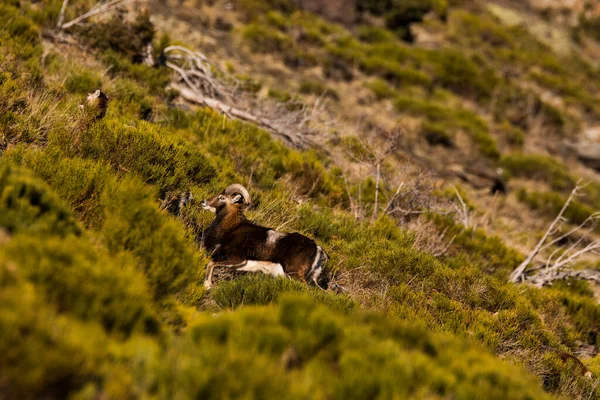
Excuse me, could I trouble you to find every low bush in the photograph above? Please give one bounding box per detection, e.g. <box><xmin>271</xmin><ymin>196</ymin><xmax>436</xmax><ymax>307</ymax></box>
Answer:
<box><xmin>356</xmin><ymin>25</ymin><xmax>396</xmax><ymax>43</ymax></box>
<box><xmin>7</xmin><ymin>149</ymin><xmax>111</xmax><ymax>229</ymax></box>
<box><xmin>64</xmin><ymin>70</ymin><xmax>102</xmax><ymax>94</ymax></box>
<box><xmin>394</xmin><ymin>96</ymin><xmax>499</xmax><ymax>158</ymax></box>
<box><xmin>298</xmin><ymin>80</ymin><xmax>340</xmax><ymax>100</ymax></box>
<box><xmin>427</xmin><ymin>49</ymin><xmax>498</xmax><ymax>99</ymax></box>
<box><xmin>101</xmin><ymin>176</ymin><xmax>200</xmax><ymax>299</ymax></box>
<box><xmin>367</xmin><ymin>78</ymin><xmax>396</xmax><ymax>99</ymax></box>
<box><xmin>242</xmin><ymin>23</ymin><xmax>294</xmax><ymax>53</ymax></box>
<box><xmin>501</xmin><ymin>153</ymin><xmax>574</xmax><ymax>191</ymax></box>
<box><xmin>498</xmin><ymin>120</ymin><xmax>525</xmax><ymax>148</ymax></box>
<box><xmin>101</xmin><ymin>51</ymin><xmax>170</xmax><ymax>96</ymax></box>
<box><xmin>0</xmin><ymin>163</ymin><xmax>80</xmax><ymax>237</ymax></box>
<box><xmin>189</xmin><ymin>294</ymin><xmax>551</xmax><ymax>400</ymax></box>
<box><xmin>3</xmin><ymin>234</ymin><xmax>158</xmax><ymax>336</ymax></box>
<box><xmin>77</xmin><ymin>12</ymin><xmax>155</xmax><ymax>64</ymax></box>
<box><xmin>211</xmin><ymin>274</ymin><xmax>356</xmax><ymax>312</ymax></box>
<box><xmin>71</xmin><ymin>118</ymin><xmax>215</xmax><ymax>196</ymax></box>
<box><xmin>359</xmin><ymin>57</ymin><xmax>431</xmax><ymax>87</ymax></box>
<box><xmin>421</xmin><ymin>122</ymin><xmax>454</xmax><ymax>147</ymax></box>
<box><xmin>517</xmin><ymin>189</ymin><xmax>595</xmax><ymax>227</ymax></box>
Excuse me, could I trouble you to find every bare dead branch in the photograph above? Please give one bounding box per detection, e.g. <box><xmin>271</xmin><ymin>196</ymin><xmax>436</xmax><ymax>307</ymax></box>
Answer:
<box><xmin>165</xmin><ymin>44</ymin><xmax>331</xmax><ymax>149</ymax></box>
<box><xmin>383</xmin><ymin>181</ymin><xmax>405</xmax><ymax>215</ymax></box>
<box><xmin>539</xmin><ymin>211</ymin><xmax>600</xmax><ymax>253</ymax></box>
<box><xmin>60</xmin><ymin>0</ymin><xmax>142</xmax><ymax>30</ymax></box>
<box><xmin>525</xmin><ymin>268</ymin><xmax>600</xmax><ymax>287</ymax></box>
<box><xmin>174</xmin><ymin>84</ymin><xmax>312</xmax><ymax>149</ymax></box>
<box><xmin>509</xmin><ymin>183</ymin><xmax>583</xmax><ymax>283</ymax></box>
<box><xmin>56</xmin><ymin>0</ymin><xmax>70</xmax><ymax>29</ymax></box>
<box><xmin>371</xmin><ymin>160</ymin><xmax>381</xmax><ymax>222</ymax></box>
<box><xmin>341</xmin><ymin>170</ymin><xmax>358</xmax><ymax>219</ymax></box>
<box><xmin>453</xmin><ymin>187</ymin><xmax>469</xmax><ymax>229</ymax></box>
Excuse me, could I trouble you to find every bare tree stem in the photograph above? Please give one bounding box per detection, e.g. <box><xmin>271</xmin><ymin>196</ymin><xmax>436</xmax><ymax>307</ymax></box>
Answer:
<box><xmin>60</xmin><ymin>0</ymin><xmax>141</xmax><ymax>30</ymax></box>
<box><xmin>56</xmin><ymin>0</ymin><xmax>70</xmax><ymax>28</ymax></box>
<box><xmin>509</xmin><ymin>183</ymin><xmax>582</xmax><ymax>283</ymax></box>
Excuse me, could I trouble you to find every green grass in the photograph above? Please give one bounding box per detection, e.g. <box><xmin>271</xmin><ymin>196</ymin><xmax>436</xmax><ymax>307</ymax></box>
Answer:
<box><xmin>501</xmin><ymin>153</ymin><xmax>574</xmax><ymax>191</ymax></box>
<box><xmin>65</xmin><ymin>70</ymin><xmax>102</xmax><ymax>94</ymax></box>
<box><xmin>394</xmin><ymin>96</ymin><xmax>500</xmax><ymax>158</ymax></box>
<box><xmin>517</xmin><ymin>188</ymin><xmax>595</xmax><ymax>228</ymax></box>
<box><xmin>2</xmin><ymin>1</ymin><xmax>600</xmax><ymax>398</ymax></box>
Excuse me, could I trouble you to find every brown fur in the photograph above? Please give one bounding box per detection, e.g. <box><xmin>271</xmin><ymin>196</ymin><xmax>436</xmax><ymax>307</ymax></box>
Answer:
<box><xmin>84</xmin><ymin>89</ymin><xmax>109</xmax><ymax>120</ymax></box>
<box><xmin>75</xmin><ymin>89</ymin><xmax>109</xmax><ymax>147</ymax></box>
<box><xmin>201</xmin><ymin>185</ymin><xmax>328</xmax><ymax>287</ymax></box>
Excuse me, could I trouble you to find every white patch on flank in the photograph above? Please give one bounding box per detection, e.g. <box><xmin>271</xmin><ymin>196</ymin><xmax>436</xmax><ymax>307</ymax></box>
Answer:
<box><xmin>237</xmin><ymin>260</ymin><xmax>285</xmax><ymax>277</ymax></box>
<box><xmin>308</xmin><ymin>247</ymin><xmax>324</xmax><ymax>284</ymax></box>
<box><xmin>267</xmin><ymin>230</ymin><xmax>285</xmax><ymax>245</ymax></box>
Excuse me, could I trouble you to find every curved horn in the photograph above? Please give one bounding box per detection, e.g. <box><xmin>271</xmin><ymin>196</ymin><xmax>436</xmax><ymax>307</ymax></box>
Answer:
<box><xmin>223</xmin><ymin>184</ymin><xmax>251</xmax><ymax>205</ymax></box>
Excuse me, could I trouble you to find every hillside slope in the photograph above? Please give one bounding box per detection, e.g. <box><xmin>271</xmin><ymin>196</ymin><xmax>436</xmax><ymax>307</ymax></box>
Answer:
<box><xmin>2</xmin><ymin>0</ymin><xmax>600</xmax><ymax>398</ymax></box>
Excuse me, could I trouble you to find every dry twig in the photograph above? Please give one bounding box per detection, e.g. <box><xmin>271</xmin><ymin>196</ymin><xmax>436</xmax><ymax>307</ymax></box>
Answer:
<box><xmin>510</xmin><ymin>182</ymin><xmax>600</xmax><ymax>286</ymax></box>
<box><xmin>58</xmin><ymin>0</ymin><xmax>142</xmax><ymax>30</ymax></box>
<box><xmin>164</xmin><ymin>45</ymin><xmax>329</xmax><ymax>149</ymax></box>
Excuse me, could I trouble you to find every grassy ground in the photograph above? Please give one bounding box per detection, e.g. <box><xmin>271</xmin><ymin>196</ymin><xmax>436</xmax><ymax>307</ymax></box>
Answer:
<box><xmin>2</xmin><ymin>0</ymin><xmax>600</xmax><ymax>398</ymax></box>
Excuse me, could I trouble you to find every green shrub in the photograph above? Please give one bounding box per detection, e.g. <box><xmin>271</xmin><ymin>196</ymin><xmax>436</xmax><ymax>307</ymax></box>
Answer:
<box><xmin>7</xmin><ymin>149</ymin><xmax>111</xmax><ymax>229</ymax></box>
<box><xmin>421</xmin><ymin>122</ymin><xmax>454</xmax><ymax>147</ymax></box>
<box><xmin>237</xmin><ymin>0</ymin><xmax>296</xmax><ymax>21</ymax></box>
<box><xmin>267</xmin><ymin>88</ymin><xmax>293</xmax><ymax>103</ymax></box>
<box><xmin>517</xmin><ymin>189</ymin><xmax>594</xmax><ymax>227</ymax></box>
<box><xmin>501</xmin><ymin>153</ymin><xmax>574</xmax><ymax>191</ymax></box>
<box><xmin>78</xmin><ymin>11</ymin><xmax>155</xmax><ymax>63</ymax></box>
<box><xmin>356</xmin><ymin>25</ymin><xmax>396</xmax><ymax>43</ymax></box>
<box><xmin>427</xmin><ymin>49</ymin><xmax>498</xmax><ymax>99</ymax></box>
<box><xmin>297</xmin><ymin>27</ymin><xmax>327</xmax><ymax>46</ymax></box>
<box><xmin>211</xmin><ymin>274</ymin><xmax>356</xmax><ymax>312</ymax></box>
<box><xmin>242</xmin><ymin>23</ymin><xmax>294</xmax><ymax>53</ymax></box>
<box><xmin>3</xmin><ymin>234</ymin><xmax>158</xmax><ymax>335</ymax></box>
<box><xmin>0</xmin><ymin>280</ymin><xmax>112</xmax><ymax>399</ymax></box>
<box><xmin>394</xmin><ymin>96</ymin><xmax>499</xmax><ymax>158</ymax></box>
<box><xmin>498</xmin><ymin>120</ymin><xmax>525</xmax><ymax>148</ymax></box>
<box><xmin>0</xmin><ymin>163</ymin><xmax>80</xmax><ymax>236</ymax></box>
<box><xmin>101</xmin><ymin>176</ymin><xmax>200</xmax><ymax>299</ymax></box>
<box><xmin>367</xmin><ymin>78</ymin><xmax>396</xmax><ymax>99</ymax></box>
<box><xmin>450</xmin><ymin>10</ymin><xmax>514</xmax><ymax>48</ymax></box>
<box><xmin>430</xmin><ymin>214</ymin><xmax>523</xmax><ymax>277</ymax></box>
<box><xmin>283</xmin><ymin>48</ymin><xmax>320</xmax><ymax>69</ymax></box>
<box><xmin>234</xmin><ymin>73</ymin><xmax>263</xmax><ymax>93</ymax></box>
<box><xmin>360</xmin><ymin>57</ymin><xmax>431</xmax><ymax>87</ymax></box>
<box><xmin>109</xmin><ymin>78</ymin><xmax>155</xmax><ymax>119</ymax></box>
<box><xmin>65</xmin><ymin>70</ymin><xmax>102</xmax><ymax>94</ymax></box>
<box><xmin>74</xmin><ymin>118</ymin><xmax>215</xmax><ymax>196</ymax></box>
<box><xmin>101</xmin><ymin>51</ymin><xmax>170</xmax><ymax>95</ymax></box>
<box><xmin>189</xmin><ymin>294</ymin><xmax>551</xmax><ymax>400</ymax></box>
<box><xmin>298</xmin><ymin>79</ymin><xmax>340</xmax><ymax>100</ymax></box>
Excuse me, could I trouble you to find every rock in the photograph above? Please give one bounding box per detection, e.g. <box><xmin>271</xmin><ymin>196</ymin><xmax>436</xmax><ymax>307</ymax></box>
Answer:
<box><xmin>567</xmin><ymin>140</ymin><xmax>600</xmax><ymax>171</ymax></box>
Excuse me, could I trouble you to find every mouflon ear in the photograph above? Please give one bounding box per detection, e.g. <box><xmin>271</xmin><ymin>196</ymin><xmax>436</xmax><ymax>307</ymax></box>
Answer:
<box><xmin>94</xmin><ymin>89</ymin><xmax>101</xmax><ymax>97</ymax></box>
<box><xmin>231</xmin><ymin>194</ymin><xmax>244</xmax><ymax>204</ymax></box>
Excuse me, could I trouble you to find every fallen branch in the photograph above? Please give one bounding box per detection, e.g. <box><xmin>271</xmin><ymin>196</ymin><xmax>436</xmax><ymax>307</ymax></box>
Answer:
<box><xmin>525</xmin><ymin>268</ymin><xmax>600</xmax><ymax>287</ymax></box>
<box><xmin>56</xmin><ymin>0</ymin><xmax>70</xmax><ymax>29</ymax></box>
<box><xmin>165</xmin><ymin>44</ymin><xmax>325</xmax><ymax>149</ymax></box>
<box><xmin>509</xmin><ymin>183</ymin><xmax>582</xmax><ymax>283</ymax></box>
<box><xmin>173</xmin><ymin>84</ymin><xmax>311</xmax><ymax>149</ymax></box>
<box><xmin>59</xmin><ymin>0</ymin><xmax>141</xmax><ymax>30</ymax></box>
<box><xmin>453</xmin><ymin>187</ymin><xmax>469</xmax><ymax>229</ymax></box>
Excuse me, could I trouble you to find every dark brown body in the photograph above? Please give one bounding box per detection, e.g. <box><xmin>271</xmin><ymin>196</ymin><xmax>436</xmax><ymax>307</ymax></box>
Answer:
<box><xmin>203</xmin><ymin>206</ymin><xmax>322</xmax><ymax>282</ymax></box>
<box><xmin>201</xmin><ymin>185</ymin><xmax>328</xmax><ymax>288</ymax></box>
